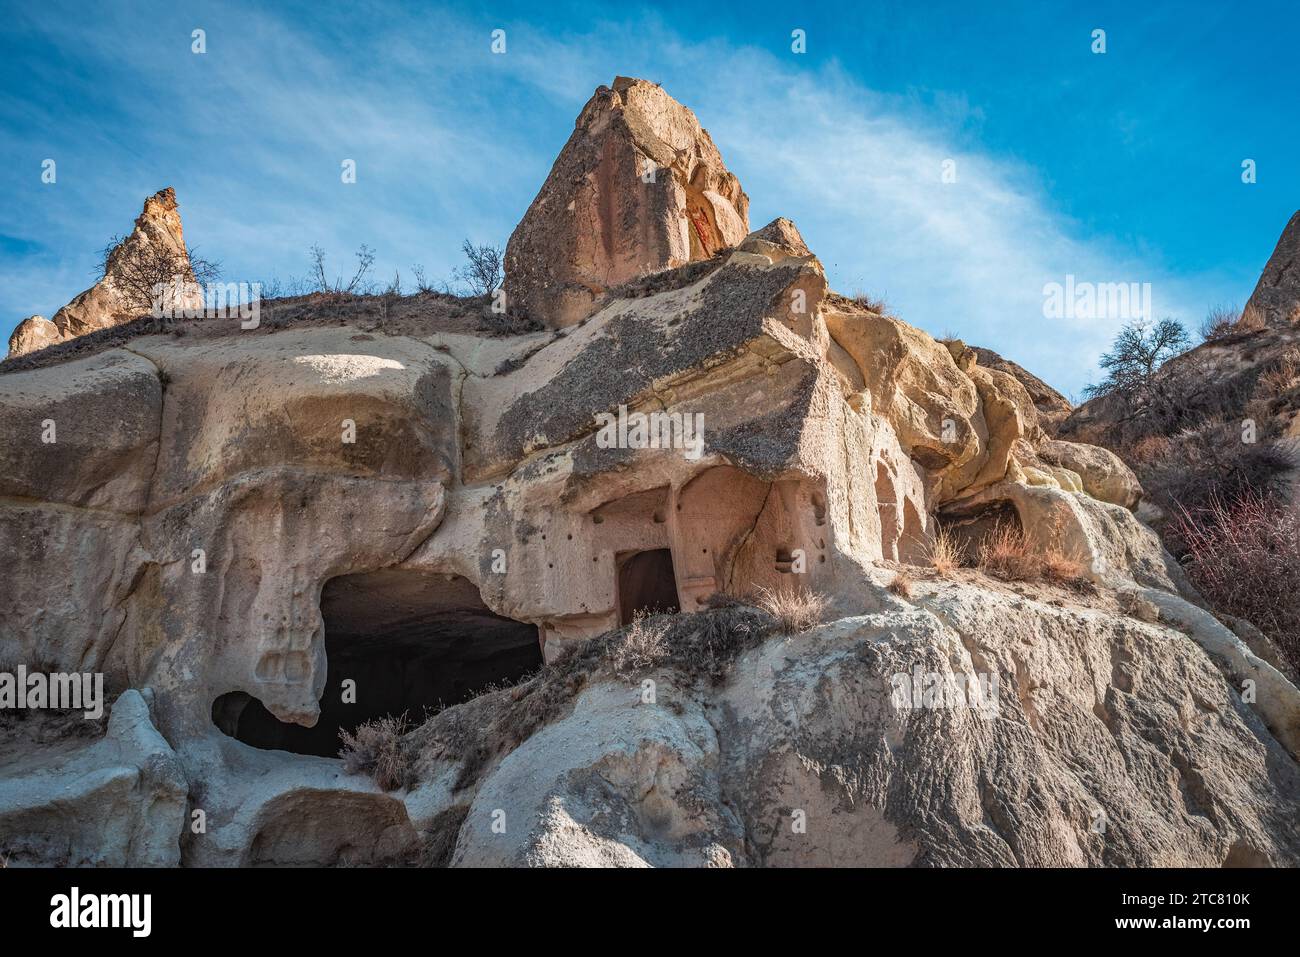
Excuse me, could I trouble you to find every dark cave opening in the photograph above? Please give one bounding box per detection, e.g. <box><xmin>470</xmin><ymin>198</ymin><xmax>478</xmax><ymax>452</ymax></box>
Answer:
<box><xmin>617</xmin><ymin>548</ymin><xmax>681</xmax><ymax>625</ymax></box>
<box><xmin>212</xmin><ymin>570</ymin><xmax>542</xmax><ymax>757</ymax></box>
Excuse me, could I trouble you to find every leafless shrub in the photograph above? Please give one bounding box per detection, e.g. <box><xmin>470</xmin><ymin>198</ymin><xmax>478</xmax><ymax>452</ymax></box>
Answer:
<box><xmin>453</xmin><ymin>240</ymin><xmax>504</xmax><ymax>296</ymax></box>
<box><xmin>339</xmin><ymin>714</ymin><xmax>411</xmax><ymax>791</ymax></box>
<box><xmin>1176</xmin><ymin>492</ymin><xmax>1300</xmax><ymax>673</ymax></box>
<box><xmin>607</xmin><ymin>609</ymin><xmax>671</xmax><ymax>676</ymax></box>
<box><xmin>411</xmin><ymin>264</ymin><xmax>437</xmax><ymax>294</ymax></box>
<box><xmin>752</xmin><ymin>585</ymin><xmax>828</xmax><ymax>634</ymax></box>
<box><xmin>309</xmin><ymin>243</ymin><xmax>375</xmax><ymax>295</ymax></box>
<box><xmin>1142</xmin><ymin>419</ymin><xmax>1294</xmax><ymax>516</ymax></box>
<box><xmin>478</xmin><ymin>305</ymin><xmax>543</xmax><ymax>336</ymax></box>
<box><xmin>1200</xmin><ymin>304</ymin><xmax>1241</xmax><ymax>342</ymax></box>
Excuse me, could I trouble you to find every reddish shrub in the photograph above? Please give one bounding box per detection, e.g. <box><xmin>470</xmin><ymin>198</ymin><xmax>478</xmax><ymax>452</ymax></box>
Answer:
<box><xmin>1175</xmin><ymin>492</ymin><xmax>1300</xmax><ymax>673</ymax></box>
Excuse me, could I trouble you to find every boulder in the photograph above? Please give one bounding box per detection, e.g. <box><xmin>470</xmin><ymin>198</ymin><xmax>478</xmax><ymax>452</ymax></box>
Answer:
<box><xmin>0</xmin><ymin>690</ymin><xmax>187</xmax><ymax>866</ymax></box>
<box><xmin>7</xmin><ymin>316</ymin><xmax>59</xmax><ymax>357</ymax></box>
<box><xmin>1037</xmin><ymin>438</ymin><xmax>1142</xmax><ymax>509</ymax></box>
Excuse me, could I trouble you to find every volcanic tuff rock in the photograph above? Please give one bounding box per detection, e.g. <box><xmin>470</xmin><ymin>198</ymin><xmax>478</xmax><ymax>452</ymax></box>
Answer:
<box><xmin>1246</xmin><ymin>210</ymin><xmax>1300</xmax><ymax>327</ymax></box>
<box><xmin>7</xmin><ymin>187</ymin><xmax>201</xmax><ymax>358</ymax></box>
<box><xmin>1</xmin><ymin>78</ymin><xmax>1297</xmax><ymax>867</ymax></box>
<box><xmin>504</xmin><ymin>76</ymin><xmax>750</xmax><ymax>329</ymax></box>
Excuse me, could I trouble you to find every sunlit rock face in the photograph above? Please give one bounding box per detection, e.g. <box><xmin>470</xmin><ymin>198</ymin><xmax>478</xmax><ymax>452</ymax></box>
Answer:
<box><xmin>1</xmin><ymin>79</ymin><xmax>1296</xmax><ymax>869</ymax></box>
<box><xmin>505</xmin><ymin>76</ymin><xmax>749</xmax><ymax>329</ymax></box>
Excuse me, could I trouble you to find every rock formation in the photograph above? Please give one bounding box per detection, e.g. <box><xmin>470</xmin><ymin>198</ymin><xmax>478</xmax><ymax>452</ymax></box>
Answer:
<box><xmin>1</xmin><ymin>79</ymin><xmax>1296</xmax><ymax>868</ymax></box>
<box><xmin>7</xmin><ymin>187</ymin><xmax>201</xmax><ymax>358</ymax></box>
<box><xmin>504</xmin><ymin>76</ymin><xmax>749</xmax><ymax>328</ymax></box>
<box><xmin>1245</xmin><ymin>210</ymin><xmax>1300</xmax><ymax>327</ymax></box>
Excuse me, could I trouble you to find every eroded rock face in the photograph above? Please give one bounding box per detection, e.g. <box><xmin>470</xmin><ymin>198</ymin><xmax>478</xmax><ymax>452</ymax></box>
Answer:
<box><xmin>443</xmin><ymin>586</ymin><xmax>1299</xmax><ymax>867</ymax></box>
<box><xmin>0</xmin><ymin>690</ymin><xmax>187</xmax><ymax>867</ymax></box>
<box><xmin>1</xmin><ymin>79</ymin><xmax>1295</xmax><ymax>869</ymax></box>
<box><xmin>505</xmin><ymin>77</ymin><xmax>750</xmax><ymax>328</ymax></box>
<box><xmin>1246</xmin><ymin>210</ymin><xmax>1300</xmax><ymax>327</ymax></box>
<box><xmin>6</xmin><ymin>316</ymin><xmax>59</xmax><ymax>358</ymax></box>
<box><xmin>971</xmin><ymin>346</ymin><xmax>1072</xmax><ymax>434</ymax></box>
<box><xmin>6</xmin><ymin>187</ymin><xmax>200</xmax><ymax>358</ymax></box>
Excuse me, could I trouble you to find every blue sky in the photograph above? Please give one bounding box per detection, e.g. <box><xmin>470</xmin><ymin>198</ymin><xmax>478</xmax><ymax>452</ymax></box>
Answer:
<box><xmin>1</xmin><ymin>0</ymin><xmax>1296</xmax><ymax>395</ymax></box>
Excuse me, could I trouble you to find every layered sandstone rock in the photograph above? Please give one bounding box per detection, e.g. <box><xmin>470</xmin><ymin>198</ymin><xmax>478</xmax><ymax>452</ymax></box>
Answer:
<box><xmin>6</xmin><ymin>187</ymin><xmax>201</xmax><ymax>358</ymax></box>
<box><xmin>505</xmin><ymin>77</ymin><xmax>749</xmax><ymax>328</ymax></box>
<box><xmin>971</xmin><ymin>345</ymin><xmax>1072</xmax><ymax>434</ymax></box>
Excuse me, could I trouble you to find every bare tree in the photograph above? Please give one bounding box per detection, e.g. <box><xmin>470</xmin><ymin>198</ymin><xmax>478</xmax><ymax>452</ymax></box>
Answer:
<box><xmin>453</xmin><ymin>240</ymin><xmax>504</xmax><ymax>296</ymax></box>
<box><xmin>96</xmin><ymin>235</ymin><xmax>221</xmax><ymax>312</ymax></box>
<box><xmin>1084</xmin><ymin>319</ymin><xmax>1189</xmax><ymax>401</ymax></box>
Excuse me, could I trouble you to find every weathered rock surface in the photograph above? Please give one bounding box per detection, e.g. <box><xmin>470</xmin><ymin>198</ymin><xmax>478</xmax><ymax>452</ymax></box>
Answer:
<box><xmin>1246</xmin><ymin>210</ymin><xmax>1300</xmax><ymax>327</ymax></box>
<box><xmin>0</xmin><ymin>690</ymin><xmax>187</xmax><ymax>866</ymax></box>
<box><xmin>0</xmin><ymin>80</ymin><xmax>1295</xmax><ymax>869</ymax></box>
<box><xmin>441</xmin><ymin>582</ymin><xmax>1299</xmax><ymax>867</ymax></box>
<box><xmin>505</xmin><ymin>77</ymin><xmax>749</xmax><ymax>328</ymax></box>
<box><xmin>972</xmin><ymin>346</ymin><xmax>1072</xmax><ymax>434</ymax></box>
<box><xmin>6</xmin><ymin>316</ymin><xmax>59</xmax><ymax>358</ymax></box>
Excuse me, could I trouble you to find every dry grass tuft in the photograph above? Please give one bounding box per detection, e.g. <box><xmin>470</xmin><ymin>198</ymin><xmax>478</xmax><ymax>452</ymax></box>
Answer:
<box><xmin>977</xmin><ymin>523</ymin><xmax>1092</xmax><ymax>591</ymax></box>
<box><xmin>887</xmin><ymin>570</ymin><xmax>914</xmax><ymax>600</ymax></box>
<box><xmin>978</xmin><ymin>523</ymin><xmax>1038</xmax><ymax>581</ymax></box>
<box><xmin>926</xmin><ymin>526</ymin><xmax>966</xmax><ymax>575</ymax></box>
<box><xmin>1254</xmin><ymin>346</ymin><xmax>1300</xmax><ymax>400</ymax></box>
<box><xmin>752</xmin><ymin>585</ymin><xmax>829</xmax><ymax>634</ymax></box>
<box><xmin>851</xmin><ymin>291</ymin><xmax>890</xmax><ymax>315</ymax></box>
<box><xmin>1040</xmin><ymin>551</ymin><xmax>1091</xmax><ymax>590</ymax></box>
<box><xmin>1236</xmin><ymin>303</ymin><xmax>1266</xmax><ymax>333</ymax></box>
<box><xmin>339</xmin><ymin>714</ymin><xmax>412</xmax><ymax>791</ymax></box>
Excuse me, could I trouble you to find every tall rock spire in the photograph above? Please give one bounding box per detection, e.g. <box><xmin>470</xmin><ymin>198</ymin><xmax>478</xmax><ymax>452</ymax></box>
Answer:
<box><xmin>504</xmin><ymin>77</ymin><xmax>749</xmax><ymax>328</ymax></box>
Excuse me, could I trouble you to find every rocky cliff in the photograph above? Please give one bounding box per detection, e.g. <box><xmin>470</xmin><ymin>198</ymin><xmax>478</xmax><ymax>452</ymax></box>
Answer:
<box><xmin>1</xmin><ymin>78</ymin><xmax>1296</xmax><ymax>868</ymax></box>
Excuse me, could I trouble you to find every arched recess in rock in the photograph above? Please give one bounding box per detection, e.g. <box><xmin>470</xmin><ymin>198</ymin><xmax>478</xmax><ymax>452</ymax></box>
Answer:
<box><xmin>935</xmin><ymin>498</ymin><xmax>1023</xmax><ymax>564</ymax></box>
<box><xmin>211</xmin><ymin>569</ymin><xmax>540</xmax><ymax>757</ymax></box>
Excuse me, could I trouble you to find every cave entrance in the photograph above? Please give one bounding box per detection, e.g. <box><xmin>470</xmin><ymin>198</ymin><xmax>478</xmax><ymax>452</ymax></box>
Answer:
<box><xmin>213</xmin><ymin>570</ymin><xmax>541</xmax><ymax>757</ymax></box>
<box><xmin>936</xmin><ymin>499</ymin><xmax>1023</xmax><ymax>564</ymax></box>
<box><xmin>616</xmin><ymin>548</ymin><xmax>680</xmax><ymax>625</ymax></box>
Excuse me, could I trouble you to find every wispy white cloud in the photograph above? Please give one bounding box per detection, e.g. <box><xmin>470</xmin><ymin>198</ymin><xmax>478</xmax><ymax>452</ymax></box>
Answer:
<box><xmin>1</xmin><ymin>3</ymin><xmax>1241</xmax><ymax>394</ymax></box>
